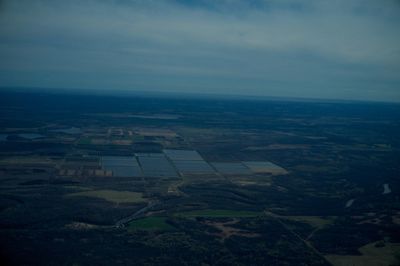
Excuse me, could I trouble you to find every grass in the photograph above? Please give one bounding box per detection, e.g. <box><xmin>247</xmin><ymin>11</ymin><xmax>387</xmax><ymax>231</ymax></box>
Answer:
<box><xmin>325</xmin><ymin>241</ymin><xmax>400</xmax><ymax>266</ymax></box>
<box><xmin>127</xmin><ymin>217</ymin><xmax>174</xmax><ymax>231</ymax></box>
<box><xmin>77</xmin><ymin>137</ymin><xmax>92</xmax><ymax>145</ymax></box>
<box><xmin>177</xmin><ymin>209</ymin><xmax>260</xmax><ymax>218</ymax></box>
<box><xmin>64</xmin><ymin>185</ymin><xmax>92</xmax><ymax>191</ymax></box>
<box><xmin>67</xmin><ymin>189</ymin><xmax>146</xmax><ymax>204</ymax></box>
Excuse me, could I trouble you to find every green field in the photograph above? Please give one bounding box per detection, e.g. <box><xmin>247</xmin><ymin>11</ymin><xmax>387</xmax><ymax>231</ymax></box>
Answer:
<box><xmin>127</xmin><ymin>217</ymin><xmax>174</xmax><ymax>231</ymax></box>
<box><xmin>177</xmin><ymin>209</ymin><xmax>260</xmax><ymax>218</ymax></box>
<box><xmin>77</xmin><ymin>137</ymin><xmax>92</xmax><ymax>145</ymax></box>
<box><xmin>67</xmin><ymin>189</ymin><xmax>146</xmax><ymax>204</ymax></box>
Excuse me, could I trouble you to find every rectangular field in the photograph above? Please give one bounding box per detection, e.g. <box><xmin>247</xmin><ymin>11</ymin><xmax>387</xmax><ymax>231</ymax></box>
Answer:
<box><xmin>243</xmin><ymin>161</ymin><xmax>288</xmax><ymax>175</ymax></box>
<box><xmin>101</xmin><ymin>156</ymin><xmax>142</xmax><ymax>177</ymax></box>
<box><xmin>163</xmin><ymin>149</ymin><xmax>204</xmax><ymax>161</ymax></box>
<box><xmin>212</xmin><ymin>162</ymin><xmax>252</xmax><ymax>175</ymax></box>
<box><xmin>172</xmin><ymin>160</ymin><xmax>215</xmax><ymax>175</ymax></box>
<box><xmin>137</xmin><ymin>153</ymin><xmax>179</xmax><ymax>178</ymax></box>
<box><xmin>177</xmin><ymin>209</ymin><xmax>260</xmax><ymax>218</ymax></box>
<box><xmin>66</xmin><ymin>189</ymin><xmax>146</xmax><ymax>204</ymax></box>
<box><xmin>127</xmin><ymin>216</ymin><xmax>174</xmax><ymax>231</ymax></box>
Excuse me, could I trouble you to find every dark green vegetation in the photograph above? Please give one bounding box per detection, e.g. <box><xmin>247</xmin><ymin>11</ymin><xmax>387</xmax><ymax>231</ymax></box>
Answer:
<box><xmin>0</xmin><ymin>91</ymin><xmax>399</xmax><ymax>265</ymax></box>
<box><xmin>127</xmin><ymin>216</ymin><xmax>174</xmax><ymax>231</ymax></box>
<box><xmin>176</xmin><ymin>209</ymin><xmax>260</xmax><ymax>218</ymax></box>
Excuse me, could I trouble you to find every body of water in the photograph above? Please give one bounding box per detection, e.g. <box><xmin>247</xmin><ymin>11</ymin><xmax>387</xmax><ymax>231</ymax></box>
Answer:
<box><xmin>383</xmin><ymin>183</ymin><xmax>391</xmax><ymax>194</ymax></box>
<box><xmin>345</xmin><ymin>199</ymin><xmax>355</xmax><ymax>208</ymax></box>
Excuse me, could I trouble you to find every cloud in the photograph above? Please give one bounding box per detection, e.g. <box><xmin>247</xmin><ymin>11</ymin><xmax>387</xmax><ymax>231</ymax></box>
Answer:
<box><xmin>0</xmin><ymin>0</ymin><xmax>399</xmax><ymax>101</ymax></box>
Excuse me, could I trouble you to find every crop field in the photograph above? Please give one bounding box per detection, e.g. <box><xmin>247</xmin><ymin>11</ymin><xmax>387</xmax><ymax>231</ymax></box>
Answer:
<box><xmin>0</xmin><ymin>156</ymin><xmax>54</xmax><ymax>165</ymax></box>
<box><xmin>127</xmin><ymin>217</ymin><xmax>174</xmax><ymax>231</ymax></box>
<box><xmin>177</xmin><ymin>209</ymin><xmax>261</xmax><ymax>218</ymax></box>
<box><xmin>77</xmin><ymin>137</ymin><xmax>93</xmax><ymax>145</ymax></box>
<box><xmin>172</xmin><ymin>160</ymin><xmax>216</xmax><ymax>175</ymax></box>
<box><xmin>243</xmin><ymin>161</ymin><xmax>288</xmax><ymax>175</ymax></box>
<box><xmin>134</xmin><ymin>128</ymin><xmax>178</xmax><ymax>136</ymax></box>
<box><xmin>211</xmin><ymin>162</ymin><xmax>252</xmax><ymax>175</ymax></box>
<box><xmin>66</xmin><ymin>189</ymin><xmax>147</xmax><ymax>204</ymax></box>
<box><xmin>101</xmin><ymin>156</ymin><xmax>142</xmax><ymax>177</ymax></box>
<box><xmin>137</xmin><ymin>153</ymin><xmax>179</xmax><ymax>178</ymax></box>
<box><xmin>164</xmin><ymin>149</ymin><xmax>204</xmax><ymax>161</ymax></box>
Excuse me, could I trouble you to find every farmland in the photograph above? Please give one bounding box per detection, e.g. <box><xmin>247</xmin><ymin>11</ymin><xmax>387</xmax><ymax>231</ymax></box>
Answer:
<box><xmin>66</xmin><ymin>190</ymin><xmax>146</xmax><ymax>204</ymax></box>
<box><xmin>176</xmin><ymin>209</ymin><xmax>260</xmax><ymax>218</ymax></box>
<box><xmin>127</xmin><ymin>217</ymin><xmax>174</xmax><ymax>231</ymax></box>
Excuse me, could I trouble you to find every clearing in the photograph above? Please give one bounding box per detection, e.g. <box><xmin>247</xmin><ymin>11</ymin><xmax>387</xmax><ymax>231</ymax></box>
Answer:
<box><xmin>177</xmin><ymin>209</ymin><xmax>260</xmax><ymax>218</ymax></box>
<box><xmin>66</xmin><ymin>189</ymin><xmax>146</xmax><ymax>204</ymax></box>
<box><xmin>127</xmin><ymin>216</ymin><xmax>174</xmax><ymax>231</ymax></box>
<box><xmin>325</xmin><ymin>241</ymin><xmax>400</xmax><ymax>266</ymax></box>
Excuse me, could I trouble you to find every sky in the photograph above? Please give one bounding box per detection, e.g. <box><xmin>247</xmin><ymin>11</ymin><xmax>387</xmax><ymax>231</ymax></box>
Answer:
<box><xmin>0</xmin><ymin>0</ymin><xmax>399</xmax><ymax>102</ymax></box>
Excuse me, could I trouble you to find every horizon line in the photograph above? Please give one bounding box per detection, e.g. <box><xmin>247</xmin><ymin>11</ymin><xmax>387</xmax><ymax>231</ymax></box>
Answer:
<box><xmin>0</xmin><ymin>86</ymin><xmax>399</xmax><ymax>105</ymax></box>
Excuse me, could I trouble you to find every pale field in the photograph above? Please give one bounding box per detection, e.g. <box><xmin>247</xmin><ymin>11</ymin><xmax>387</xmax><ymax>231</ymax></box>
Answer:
<box><xmin>66</xmin><ymin>189</ymin><xmax>146</xmax><ymax>204</ymax></box>
<box><xmin>284</xmin><ymin>215</ymin><xmax>335</xmax><ymax>228</ymax></box>
<box><xmin>325</xmin><ymin>241</ymin><xmax>400</xmax><ymax>266</ymax></box>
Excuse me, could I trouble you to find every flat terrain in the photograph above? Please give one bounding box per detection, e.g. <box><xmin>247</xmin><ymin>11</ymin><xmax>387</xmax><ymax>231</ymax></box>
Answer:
<box><xmin>66</xmin><ymin>190</ymin><xmax>146</xmax><ymax>204</ymax></box>
<box><xmin>326</xmin><ymin>241</ymin><xmax>400</xmax><ymax>266</ymax></box>
<box><xmin>0</xmin><ymin>91</ymin><xmax>399</xmax><ymax>265</ymax></box>
<box><xmin>177</xmin><ymin>209</ymin><xmax>260</xmax><ymax>218</ymax></box>
<box><xmin>127</xmin><ymin>217</ymin><xmax>174</xmax><ymax>231</ymax></box>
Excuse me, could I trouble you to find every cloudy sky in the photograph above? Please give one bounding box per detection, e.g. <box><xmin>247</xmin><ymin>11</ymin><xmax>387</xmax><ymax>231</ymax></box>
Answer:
<box><xmin>0</xmin><ymin>0</ymin><xmax>399</xmax><ymax>101</ymax></box>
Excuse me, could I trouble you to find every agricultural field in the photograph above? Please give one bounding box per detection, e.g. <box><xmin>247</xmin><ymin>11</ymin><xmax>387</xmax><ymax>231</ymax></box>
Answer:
<box><xmin>66</xmin><ymin>189</ymin><xmax>147</xmax><ymax>204</ymax></box>
<box><xmin>176</xmin><ymin>209</ymin><xmax>260</xmax><ymax>218</ymax></box>
<box><xmin>127</xmin><ymin>216</ymin><xmax>175</xmax><ymax>231</ymax></box>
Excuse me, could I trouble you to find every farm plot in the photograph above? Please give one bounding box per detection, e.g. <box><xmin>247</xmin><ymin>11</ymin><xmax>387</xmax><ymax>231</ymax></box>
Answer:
<box><xmin>212</xmin><ymin>162</ymin><xmax>252</xmax><ymax>175</ymax></box>
<box><xmin>67</xmin><ymin>189</ymin><xmax>146</xmax><ymax>204</ymax></box>
<box><xmin>243</xmin><ymin>161</ymin><xmax>288</xmax><ymax>175</ymax></box>
<box><xmin>136</xmin><ymin>153</ymin><xmax>179</xmax><ymax>178</ymax></box>
<box><xmin>172</xmin><ymin>160</ymin><xmax>215</xmax><ymax>175</ymax></box>
<box><xmin>101</xmin><ymin>156</ymin><xmax>142</xmax><ymax>177</ymax></box>
<box><xmin>163</xmin><ymin>149</ymin><xmax>203</xmax><ymax>161</ymax></box>
<box><xmin>164</xmin><ymin>149</ymin><xmax>215</xmax><ymax>175</ymax></box>
<box><xmin>177</xmin><ymin>209</ymin><xmax>260</xmax><ymax>218</ymax></box>
<box><xmin>127</xmin><ymin>216</ymin><xmax>174</xmax><ymax>232</ymax></box>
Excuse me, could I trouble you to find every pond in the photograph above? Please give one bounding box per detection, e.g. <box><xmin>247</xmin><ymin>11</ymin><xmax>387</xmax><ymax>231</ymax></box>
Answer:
<box><xmin>345</xmin><ymin>199</ymin><xmax>355</xmax><ymax>208</ymax></box>
<box><xmin>383</xmin><ymin>183</ymin><xmax>391</xmax><ymax>194</ymax></box>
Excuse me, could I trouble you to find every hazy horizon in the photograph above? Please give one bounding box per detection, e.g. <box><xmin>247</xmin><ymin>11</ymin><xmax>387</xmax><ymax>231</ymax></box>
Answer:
<box><xmin>2</xmin><ymin>85</ymin><xmax>400</xmax><ymax>104</ymax></box>
<box><xmin>1</xmin><ymin>0</ymin><xmax>400</xmax><ymax>102</ymax></box>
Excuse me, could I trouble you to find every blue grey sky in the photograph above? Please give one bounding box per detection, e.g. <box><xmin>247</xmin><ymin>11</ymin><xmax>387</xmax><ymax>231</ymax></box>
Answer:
<box><xmin>0</xmin><ymin>0</ymin><xmax>399</xmax><ymax>101</ymax></box>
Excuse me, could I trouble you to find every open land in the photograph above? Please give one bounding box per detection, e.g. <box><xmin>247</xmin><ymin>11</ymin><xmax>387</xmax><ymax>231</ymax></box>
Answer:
<box><xmin>0</xmin><ymin>91</ymin><xmax>399</xmax><ymax>265</ymax></box>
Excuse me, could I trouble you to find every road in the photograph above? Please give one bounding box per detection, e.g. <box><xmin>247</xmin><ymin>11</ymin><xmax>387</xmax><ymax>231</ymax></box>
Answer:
<box><xmin>115</xmin><ymin>201</ymin><xmax>158</xmax><ymax>228</ymax></box>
